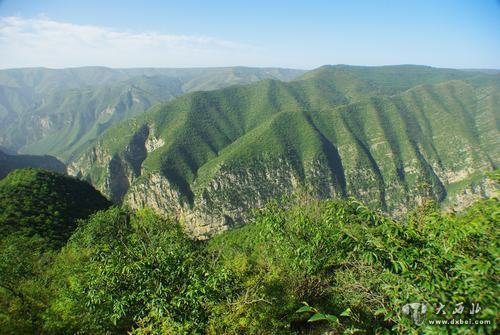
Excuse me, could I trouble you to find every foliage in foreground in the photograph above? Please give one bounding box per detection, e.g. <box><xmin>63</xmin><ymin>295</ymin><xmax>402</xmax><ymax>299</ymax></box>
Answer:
<box><xmin>0</xmin><ymin>196</ymin><xmax>498</xmax><ymax>334</ymax></box>
<box><xmin>0</xmin><ymin>168</ymin><xmax>111</xmax><ymax>248</ymax></box>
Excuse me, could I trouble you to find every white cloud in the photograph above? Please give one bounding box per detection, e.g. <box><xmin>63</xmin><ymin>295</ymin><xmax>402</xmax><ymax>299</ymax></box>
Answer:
<box><xmin>0</xmin><ymin>16</ymin><xmax>264</xmax><ymax>68</ymax></box>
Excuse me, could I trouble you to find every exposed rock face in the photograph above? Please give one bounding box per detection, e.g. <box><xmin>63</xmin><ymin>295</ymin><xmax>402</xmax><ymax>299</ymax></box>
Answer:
<box><xmin>145</xmin><ymin>136</ymin><xmax>164</xmax><ymax>153</ymax></box>
<box><xmin>70</xmin><ymin>139</ymin><xmax>498</xmax><ymax>240</ymax></box>
<box><xmin>443</xmin><ymin>176</ymin><xmax>498</xmax><ymax>213</ymax></box>
<box><xmin>126</xmin><ymin>173</ymin><xmax>186</xmax><ymax>215</ymax></box>
<box><xmin>124</xmin><ymin>173</ymin><xmax>226</xmax><ymax>239</ymax></box>
<box><xmin>67</xmin><ymin>66</ymin><xmax>500</xmax><ymax>239</ymax></box>
<box><xmin>70</xmin><ymin>141</ymin><xmax>496</xmax><ymax>240</ymax></box>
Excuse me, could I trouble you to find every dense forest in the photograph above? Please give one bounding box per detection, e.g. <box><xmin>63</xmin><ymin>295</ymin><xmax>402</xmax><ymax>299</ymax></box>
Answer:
<box><xmin>0</xmin><ymin>169</ymin><xmax>497</xmax><ymax>334</ymax></box>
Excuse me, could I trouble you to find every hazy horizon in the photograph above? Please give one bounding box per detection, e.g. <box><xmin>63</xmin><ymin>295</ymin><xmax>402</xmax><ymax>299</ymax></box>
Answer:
<box><xmin>1</xmin><ymin>64</ymin><xmax>500</xmax><ymax>72</ymax></box>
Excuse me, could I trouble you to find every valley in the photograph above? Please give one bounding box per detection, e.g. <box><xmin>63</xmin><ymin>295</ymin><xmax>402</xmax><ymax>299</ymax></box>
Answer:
<box><xmin>0</xmin><ymin>66</ymin><xmax>304</xmax><ymax>161</ymax></box>
<box><xmin>0</xmin><ymin>64</ymin><xmax>498</xmax><ymax>334</ymax></box>
<box><xmin>66</xmin><ymin>65</ymin><xmax>499</xmax><ymax>238</ymax></box>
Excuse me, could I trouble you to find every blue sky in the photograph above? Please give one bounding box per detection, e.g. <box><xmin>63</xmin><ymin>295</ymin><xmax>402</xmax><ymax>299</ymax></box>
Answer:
<box><xmin>0</xmin><ymin>0</ymin><xmax>499</xmax><ymax>69</ymax></box>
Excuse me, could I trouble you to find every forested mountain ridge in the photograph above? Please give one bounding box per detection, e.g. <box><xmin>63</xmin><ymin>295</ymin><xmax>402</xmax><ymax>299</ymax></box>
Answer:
<box><xmin>0</xmin><ymin>150</ymin><xmax>66</xmax><ymax>179</ymax></box>
<box><xmin>0</xmin><ymin>66</ymin><xmax>304</xmax><ymax>161</ymax></box>
<box><xmin>70</xmin><ymin>65</ymin><xmax>499</xmax><ymax>238</ymax></box>
<box><xmin>0</xmin><ymin>168</ymin><xmax>111</xmax><ymax>248</ymax></box>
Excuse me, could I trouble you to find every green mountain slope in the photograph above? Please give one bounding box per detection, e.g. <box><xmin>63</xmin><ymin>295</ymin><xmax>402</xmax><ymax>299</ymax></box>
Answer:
<box><xmin>0</xmin><ymin>168</ymin><xmax>111</xmax><ymax>247</ymax></box>
<box><xmin>0</xmin><ymin>67</ymin><xmax>304</xmax><ymax>161</ymax></box>
<box><xmin>70</xmin><ymin>65</ymin><xmax>500</xmax><ymax>238</ymax></box>
<box><xmin>0</xmin><ymin>150</ymin><xmax>66</xmax><ymax>179</ymax></box>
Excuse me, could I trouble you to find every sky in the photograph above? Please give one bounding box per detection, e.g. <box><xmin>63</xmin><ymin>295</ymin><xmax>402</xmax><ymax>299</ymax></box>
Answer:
<box><xmin>0</xmin><ymin>0</ymin><xmax>499</xmax><ymax>69</ymax></box>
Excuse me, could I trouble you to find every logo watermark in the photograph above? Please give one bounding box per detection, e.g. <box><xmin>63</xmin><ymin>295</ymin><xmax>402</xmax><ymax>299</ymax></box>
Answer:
<box><xmin>427</xmin><ymin>318</ymin><xmax>491</xmax><ymax>326</ymax></box>
<box><xmin>401</xmin><ymin>301</ymin><xmax>492</xmax><ymax>327</ymax></box>
<box><xmin>402</xmin><ymin>302</ymin><xmax>427</xmax><ymax>326</ymax></box>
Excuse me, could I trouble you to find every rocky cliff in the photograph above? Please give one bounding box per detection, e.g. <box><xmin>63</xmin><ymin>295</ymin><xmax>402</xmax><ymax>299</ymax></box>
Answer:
<box><xmin>69</xmin><ymin>65</ymin><xmax>499</xmax><ymax>239</ymax></box>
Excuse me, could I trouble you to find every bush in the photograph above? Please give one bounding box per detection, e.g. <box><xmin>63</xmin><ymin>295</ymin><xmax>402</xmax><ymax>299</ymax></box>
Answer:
<box><xmin>2</xmin><ymin>196</ymin><xmax>497</xmax><ymax>334</ymax></box>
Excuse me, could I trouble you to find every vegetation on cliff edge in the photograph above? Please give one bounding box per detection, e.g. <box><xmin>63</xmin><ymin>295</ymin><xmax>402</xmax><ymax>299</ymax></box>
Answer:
<box><xmin>0</xmin><ymin>186</ymin><xmax>497</xmax><ymax>334</ymax></box>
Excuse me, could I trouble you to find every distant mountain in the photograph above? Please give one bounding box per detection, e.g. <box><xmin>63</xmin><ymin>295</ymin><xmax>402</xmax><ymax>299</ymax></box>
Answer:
<box><xmin>0</xmin><ymin>168</ymin><xmax>111</xmax><ymax>247</ymax></box>
<box><xmin>70</xmin><ymin>65</ymin><xmax>499</xmax><ymax>238</ymax></box>
<box><xmin>0</xmin><ymin>145</ymin><xmax>16</xmax><ymax>155</ymax></box>
<box><xmin>0</xmin><ymin>66</ymin><xmax>304</xmax><ymax>161</ymax></box>
<box><xmin>462</xmin><ymin>69</ymin><xmax>500</xmax><ymax>75</ymax></box>
<box><xmin>0</xmin><ymin>149</ymin><xmax>66</xmax><ymax>179</ymax></box>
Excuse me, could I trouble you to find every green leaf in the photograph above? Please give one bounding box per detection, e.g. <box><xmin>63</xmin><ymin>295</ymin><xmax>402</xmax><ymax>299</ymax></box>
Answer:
<box><xmin>325</xmin><ymin>314</ymin><xmax>339</xmax><ymax>324</ymax></box>
<box><xmin>341</xmin><ymin>307</ymin><xmax>352</xmax><ymax>316</ymax></box>
<box><xmin>296</xmin><ymin>305</ymin><xmax>315</xmax><ymax>313</ymax></box>
<box><xmin>308</xmin><ymin>313</ymin><xmax>327</xmax><ymax>322</ymax></box>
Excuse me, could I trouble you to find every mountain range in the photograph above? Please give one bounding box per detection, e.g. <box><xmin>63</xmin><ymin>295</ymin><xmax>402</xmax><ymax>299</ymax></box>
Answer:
<box><xmin>0</xmin><ymin>66</ymin><xmax>304</xmax><ymax>161</ymax></box>
<box><xmin>65</xmin><ymin>65</ymin><xmax>499</xmax><ymax>238</ymax></box>
<box><xmin>0</xmin><ymin>64</ymin><xmax>498</xmax><ymax>332</ymax></box>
